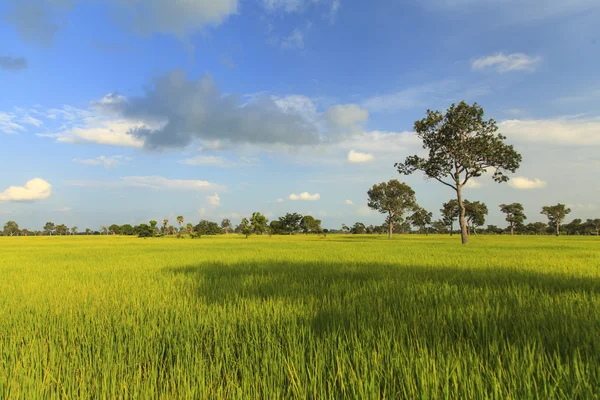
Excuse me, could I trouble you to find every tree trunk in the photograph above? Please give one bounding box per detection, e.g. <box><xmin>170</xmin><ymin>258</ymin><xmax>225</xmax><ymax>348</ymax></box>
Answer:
<box><xmin>510</xmin><ymin>224</ymin><xmax>514</xmax><ymax>236</ymax></box>
<box><xmin>450</xmin><ymin>221</ymin><xmax>454</xmax><ymax>236</ymax></box>
<box><xmin>556</xmin><ymin>223</ymin><xmax>560</xmax><ymax>237</ymax></box>
<box><xmin>388</xmin><ymin>212</ymin><xmax>393</xmax><ymax>239</ymax></box>
<box><xmin>456</xmin><ymin>186</ymin><xmax>469</xmax><ymax>244</ymax></box>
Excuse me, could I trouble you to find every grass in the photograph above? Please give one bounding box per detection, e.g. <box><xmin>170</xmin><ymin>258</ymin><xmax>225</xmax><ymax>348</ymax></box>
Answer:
<box><xmin>0</xmin><ymin>234</ymin><xmax>599</xmax><ymax>399</ymax></box>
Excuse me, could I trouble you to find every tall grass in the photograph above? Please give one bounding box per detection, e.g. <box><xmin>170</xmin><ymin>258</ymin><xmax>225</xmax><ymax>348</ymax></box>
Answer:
<box><xmin>1</xmin><ymin>235</ymin><xmax>599</xmax><ymax>398</ymax></box>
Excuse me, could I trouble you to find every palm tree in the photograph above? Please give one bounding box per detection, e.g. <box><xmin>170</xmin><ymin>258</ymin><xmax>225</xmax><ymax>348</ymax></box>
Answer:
<box><xmin>177</xmin><ymin>216</ymin><xmax>184</xmax><ymax>232</ymax></box>
<box><xmin>162</xmin><ymin>219</ymin><xmax>169</xmax><ymax>234</ymax></box>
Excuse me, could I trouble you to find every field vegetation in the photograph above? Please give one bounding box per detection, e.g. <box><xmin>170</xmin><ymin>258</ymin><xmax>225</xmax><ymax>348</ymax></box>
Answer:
<box><xmin>1</xmin><ymin>234</ymin><xmax>599</xmax><ymax>398</ymax></box>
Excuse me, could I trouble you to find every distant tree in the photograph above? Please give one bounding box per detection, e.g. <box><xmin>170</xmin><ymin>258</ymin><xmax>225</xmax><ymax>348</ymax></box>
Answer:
<box><xmin>269</xmin><ymin>220</ymin><xmax>283</xmax><ymax>235</ymax></box>
<box><xmin>240</xmin><ymin>218</ymin><xmax>251</xmax><ymax>238</ymax></box>
<box><xmin>341</xmin><ymin>224</ymin><xmax>350</xmax><ymax>234</ymax></box>
<box><xmin>136</xmin><ymin>224</ymin><xmax>154</xmax><ymax>238</ymax></box>
<box><xmin>440</xmin><ymin>199</ymin><xmax>459</xmax><ymax>236</ymax></box>
<box><xmin>186</xmin><ymin>223</ymin><xmax>194</xmax><ymax>237</ymax></box>
<box><xmin>431</xmin><ymin>220</ymin><xmax>448</xmax><ymax>234</ymax></box>
<box><xmin>149</xmin><ymin>220</ymin><xmax>158</xmax><ymax>235</ymax></box>
<box><xmin>300</xmin><ymin>215</ymin><xmax>322</xmax><ymax>234</ymax></box>
<box><xmin>250</xmin><ymin>212</ymin><xmax>269</xmax><ymax>235</ymax></box>
<box><xmin>499</xmin><ymin>203</ymin><xmax>527</xmax><ymax>236</ymax></box>
<box><xmin>529</xmin><ymin>222</ymin><xmax>547</xmax><ymax>235</ymax></box>
<box><xmin>55</xmin><ymin>224</ymin><xmax>68</xmax><ymax>235</ymax></box>
<box><xmin>43</xmin><ymin>222</ymin><xmax>55</xmax><ymax>236</ymax></box>
<box><xmin>278</xmin><ymin>213</ymin><xmax>303</xmax><ymax>235</ymax></box>
<box><xmin>587</xmin><ymin>219</ymin><xmax>600</xmax><ymax>236</ymax></box>
<box><xmin>70</xmin><ymin>226</ymin><xmax>78</xmax><ymax>235</ymax></box>
<box><xmin>367</xmin><ymin>179</ymin><xmax>417</xmax><ymax>239</ymax></box>
<box><xmin>120</xmin><ymin>224</ymin><xmax>134</xmax><ymax>235</ymax></box>
<box><xmin>177</xmin><ymin>216</ymin><xmax>184</xmax><ymax>231</ymax></box>
<box><xmin>162</xmin><ymin>219</ymin><xmax>169</xmax><ymax>234</ymax></box>
<box><xmin>21</xmin><ymin>228</ymin><xmax>30</xmax><ymax>236</ymax></box>
<box><xmin>221</xmin><ymin>218</ymin><xmax>232</xmax><ymax>234</ymax></box>
<box><xmin>85</xmin><ymin>228</ymin><xmax>92</xmax><ymax>235</ymax></box>
<box><xmin>352</xmin><ymin>222</ymin><xmax>366</xmax><ymax>234</ymax></box>
<box><xmin>564</xmin><ymin>219</ymin><xmax>583</xmax><ymax>235</ymax></box>
<box><xmin>195</xmin><ymin>220</ymin><xmax>222</xmax><ymax>237</ymax></box>
<box><xmin>464</xmin><ymin>201</ymin><xmax>488</xmax><ymax>235</ymax></box>
<box><xmin>100</xmin><ymin>226</ymin><xmax>108</xmax><ymax>235</ymax></box>
<box><xmin>541</xmin><ymin>204</ymin><xmax>571</xmax><ymax>236</ymax></box>
<box><xmin>409</xmin><ymin>207</ymin><xmax>433</xmax><ymax>235</ymax></box>
<box><xmin>396</xmin><ymin>102</ymin><xmax>522</xmax><ymax>244</ymax></box>
<box><xmin>485</xmin><ymin>225</ymin><xmax>503</xmax><ymax>235</ymax></box>
<box><xmin>109</xmin><ymin>224</ymin><xmax>120</xmax><ymax>235</ymax></box>
<box><xmin>3</xmin><ymin>221</ymin><xmax>19</xmax><ymax>236</ymax></box>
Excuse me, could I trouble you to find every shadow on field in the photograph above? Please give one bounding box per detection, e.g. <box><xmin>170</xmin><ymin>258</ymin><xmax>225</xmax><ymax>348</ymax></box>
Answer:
<box><xmin>166</xmin><ymin>261</ymin><xmax>600</xmax><ymax>355</ymax></box>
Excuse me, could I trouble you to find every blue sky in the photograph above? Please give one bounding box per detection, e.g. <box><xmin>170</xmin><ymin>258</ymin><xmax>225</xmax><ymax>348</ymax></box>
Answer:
<box><xmin>1</xmin><ymin>0</ymin><xmax>599</xmax><ymax>231</ymax></box>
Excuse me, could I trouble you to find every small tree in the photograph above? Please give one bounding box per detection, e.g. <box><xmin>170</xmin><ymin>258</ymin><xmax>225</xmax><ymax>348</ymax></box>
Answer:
<box><xmin>352</xmin><ymin>222</ymin><xmax>366</xmax><ymax>234</ymax></box>
<box><xmin>43</xmin><ymin>222</ymin><xmax>55</xmax><ymax>236</ymax></box>
<box><xmin>499</xmin><ymin>203</ymin><xmax>527</xmax><ymax>236</ymax></box>
<box><xmin>396</xmin><ymin>102</ymin><xmax>522</xmax><ymax>244</ymax></box>
<box><xmin>464</xmin><ymin>200</ymin><xmax>488</xmax><ymax>235</ymax></box>
<box><xmin>587</xmin><ymin>219</ymin><xmax>600</xmax><ymax>236</ymax></box>
<box><xmin>300</xmin><ymin>215</ymin><xmax>322</xmax><ymax>234</ymax></box>
<box><xmin>367</xmin><ymin>180</ymin><xmax>417</xmax><ymax>239</ymax></box>
<box><xmin>440</xmin><ymin>200</ymin><xmax>459</xmax><ymax>236</ymax></box>
<box><xmin>250</xmin><ymin>212</ymin><xmax>269</xmax><ymax>235</ymax></box>
<box><xmin>177</xmin><ymin>216</ymin><xmax>184</xmax><ymax>231</ymax></box>
<box><xmin>409</xmin><ymin>207</ymin><xmax>433</xmax><ymax>235</ymax></box>
<box><xmin>221</xmin><ymin>218</ymin><xmax>232</xmax><ymax>234</ymax></box>
<box><xmin>3</xmin><ymin>221</ymin><xmax>19</xmax><ymax>236</ymax></box>
<box><xmin>109</xmin><ymin>224</ymin><xmax>120</xmax><ymax>235</ymax></box>
<box><xmin>278</xmin><ymin>213</ymin><xmax>303</xmax><ymax>235</ymax></box>
<box><xmin>70</xmin><ymin>226</ymin><xmax>78</xmax><ymax>235</ymax></box>
<box><xmin>240</xmin><ymin>218</ymin><xmax>251</xmax><ymax>238</ymax></box>
<box><xmin>541</xmin><ymin>204</ymin><xmax>571</xmax><ymax>236</ymax></box>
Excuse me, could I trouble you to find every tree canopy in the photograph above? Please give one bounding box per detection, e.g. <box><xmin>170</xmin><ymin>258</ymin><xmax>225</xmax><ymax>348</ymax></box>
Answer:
<box><xmin>367</xmin><ymin>179</ymin><xmax>417</xmax><ymax>239</ymax></box>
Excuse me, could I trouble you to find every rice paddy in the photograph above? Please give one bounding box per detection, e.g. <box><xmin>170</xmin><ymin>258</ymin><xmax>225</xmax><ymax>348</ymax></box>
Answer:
<box><xmin>1</xmin><ymin>234</ymin><xmax>599</xmax><ymax>398</ymax></box>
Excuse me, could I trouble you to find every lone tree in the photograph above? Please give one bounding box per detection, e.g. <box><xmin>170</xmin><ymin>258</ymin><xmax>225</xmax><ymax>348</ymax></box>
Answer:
<box><xmin>409</xmin><ymin>207</ymin><xmax>433</xmax><ymax>235</ymax></box>
<box><xmin>221</xmin><ymin>218</ymin><xmax>232</xmax><ymax>234</ymax></box>
<box><xmin>464</xmin><ymin>200</ymin><xmax>488</xmax><ymax>235</ymax></box>
<box><xmin>440</xmin><ymin>199</ymin><xmax>459</xmax><ymax>235</ymax></box>
<box><xmin>43</xmin><ymin>222</ymin><xmax>55</xmax><ymax>236</ymax></box>
<box><xmin>396</xmin><ymin>102</ymin><xmax>521</xmax><ymax>244</ymax></box>
<box><xmin>367</xmin><ymin>179</ymin><xmax>417</xmax><ymax>239</ymax></box>
<box><xmin>3</xmin><ymin>221</ymin><xmax>19</xmax><ymax>236</ymax></box>
<box><xmin>250</xmin><ymin>212</ymin><xmax>269</xmax><ymax>235</ymax></box>
<box><xmin>541</xmin><ymin>204</ymin><xmax>571</xmax><ymax>236</ymax></box>
<box><xmin>499</xmin><ymin>203</ymin><xmax>527</xmax><ymax>236</ymax></box>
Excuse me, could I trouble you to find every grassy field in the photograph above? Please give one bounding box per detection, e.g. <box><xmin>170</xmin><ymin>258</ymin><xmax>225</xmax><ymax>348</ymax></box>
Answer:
<box><xmin>0</xmin><ymin>234</ymin><xmax>599</xmax><ymax>399</ymax></box>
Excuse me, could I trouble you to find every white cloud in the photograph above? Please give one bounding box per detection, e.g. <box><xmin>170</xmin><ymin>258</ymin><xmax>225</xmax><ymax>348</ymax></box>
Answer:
<box><xmin>0</xmin><ymin>112</ymin><xmax>26</xmax><ymax>134</ymax></box>
<box><xmin>326</xmin><ymin>104</ymin><xmax>368</xmax><ymax>131</ymax></box>
<box><xmin>472</xmin><ymin>53</ymin><xmax>541</xmax><ymax>73</ymax></box>
<box><xmin>345</xmin><ymin>200</ymin><xmax>353</xmax><ymax>205</ymax></box>
<box><xmin>500</xmin><ymin>117</ymin><xmax>600</xmax><ymax>146</ymax></box>
<box><xmin>464</xmin><ymin>179</ymin><xmax>482</xmax><ymax>189</ymax></box>
<box><xmin>180</xmin><ymin>155</ymin><xmax>229</xmax><ymax>167</ymax></box>
<box><xmin>207</xmin><ymin>193</ymin><xmax>221</xmax><ymax>206</ymax></box>
<box><xmin>356</xmin><ymin>205</ymin><xmax>374</xmax><ymax>217</ymax></box>
<box><xmin>0</xmin><ymin>178</ymin><xmax>52</xmax><ymax>202</ymax></box>
<box><xmin>122</xmin><ymin>176</ymin><xmax>221</xmax><ymax>191</ymax></box>
<box><xmin>289</xmin><ymin>192</ymin><xmax>320</xmax><ymax>201</ymax></box>
<box><xmin>21</xmin><ymin>115</ymin><xmax>43</xmax><ymax>127</ymax></box>
<box><xmin>508</xmin><ymin>177</ymin><xmax>547</xmax><ymax>190</ymax></box>
<box><xmin>40</xmin><ymin>118</ymin><xmax>146</xmax><ymax>147</ymax></box>
<box><xmin>273</xmin><ymin>95</ymin><xmax>318</xmax><ymax>119</ymax></box>
<box><xmin>72</xmin><ymin>155</ymin><xmax>131</xmax><ymax>169</ymax></box>
<box><xmin>281</xmin><ymin>28</ymin><xmax>305</xmax><ymax>49</ymax></box>
<box><xmin>347</xmin><ymin>150</ymin><xmax>374</xmax><ymax>163</ymax></box>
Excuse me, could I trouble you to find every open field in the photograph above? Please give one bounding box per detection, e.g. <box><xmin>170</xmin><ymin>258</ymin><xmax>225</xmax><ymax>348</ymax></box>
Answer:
<box><xmin>1</xmin><ymin>235</ymin><xmax>599</xmax><ymax>398</ymax></box>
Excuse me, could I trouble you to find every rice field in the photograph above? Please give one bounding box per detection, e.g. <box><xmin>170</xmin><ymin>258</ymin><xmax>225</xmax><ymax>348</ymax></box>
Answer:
<box><xmin>1</xmin><ymin>234</ymin><xmax>599</xmax><ymax>399</ymax></box>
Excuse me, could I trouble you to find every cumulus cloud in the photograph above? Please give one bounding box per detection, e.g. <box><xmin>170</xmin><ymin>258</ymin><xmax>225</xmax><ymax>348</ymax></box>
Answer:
<box><xmin>4</xmin><ymin>0</ymin><xmax>238</xmax><ymax>46</ymax></box>
<box><xmin>326</xmin><ymin>104</ymin><xmax>368</xmax><ymax>135</ymax></box>
<box><xmin>207</xmin><ymin>193</ymin><xmax>221</xmax><ymax>206</ymax></box>
<box><xmin>72</xmin><ymin>155</ymin><xmax>131</xmax><ymax>169</ymax></box>
<box><xmin>39</xmin><ymin>118</ymin><xmax>147</xmax><ymax>147</ymax></box>
<box><xmin>111</xmin><ymin>71</ymin><xmax>322</xmax><ymax>149</ymax></box>
<box><xmin>508</xmin><ymin>177</ymin><xmax>547</xmax><ymax>190</ymax></box>
<box><xmin>347</xmin><ymin>150</ymin><xmax>374</xmax><ymax>163</ymax></box>
<box><xmin>0</xmin><ymin>56</ymin><xmax>28</xmax><ymax>71</ymax></box>
<box><xmin>289</xmin><ymin>192</ymin><xmax>320</xmax><ymax>201</ymax></box>
<box><xmin>71</xmin><ymin>176</ymin><xmax>222</xmax><ymax>191</ymax></box>
<box><xmin>500</xmin><ymin>117</ymin><xmax>600</xmax><ymax>146</ymax></box>
<box><xmin>345</xmin><ymin>200</ymin><xmax>353</xmax><ymax>205</ymax></box>
<box><xmin>0</xmin><ymin>178</ymin><xmax>52</xmax><ymax>202</ymax></box>
<box><xmin>472</xmin><ymin>53</ymin><xmax>541</xmax><ymax>73</ymax></box>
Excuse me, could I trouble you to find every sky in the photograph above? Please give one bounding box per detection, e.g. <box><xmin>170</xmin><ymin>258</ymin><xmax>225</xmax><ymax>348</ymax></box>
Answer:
<box><xmin>1</xmin><ymin>0</ymin><xmax>599</xmax><ymax>231</ymax></box>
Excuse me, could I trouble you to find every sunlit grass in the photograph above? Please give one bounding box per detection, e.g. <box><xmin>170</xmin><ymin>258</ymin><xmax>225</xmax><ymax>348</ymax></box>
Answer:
<box><xmin>1</xmin><ymin>235</ymin><xmax>599</xmax><ymax>398</ymax></box>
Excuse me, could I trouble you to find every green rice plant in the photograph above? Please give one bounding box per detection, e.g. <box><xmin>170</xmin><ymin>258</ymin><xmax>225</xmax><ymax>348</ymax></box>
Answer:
<box><xmin>0</xmin><ymin>235</ymin><xmax>599</xmax><ymax>398</ymax></box>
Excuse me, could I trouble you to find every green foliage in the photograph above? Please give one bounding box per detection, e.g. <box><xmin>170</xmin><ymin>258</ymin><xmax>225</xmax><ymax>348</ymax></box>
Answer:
<box><xmin>250</xmin><ymin>212</ymin><xmax>269</xmax><ymax>235</ymax></box>
<box><xmin>367</xmin><ymin>179</ymin><xmax>417</xmax><ymax>238</ymax></box>
<box><xmin>3</xmin><ymin>220</ymin><xmax>19</xmax><ymax>236</ymax></box>
<box><xmin>43</xmin><ymin>222</ymin><xmax>55</xmax><ymax>236</ymax></box>
<box><xmin>277</xmin><ymin>213</ymin><xmax>303</xmax><ymax>235</ymax></box>
<box><xmin>440</xmin><ymin>199</ymin><xmax>459</xmax><ymax>234</ymax></box>
<box><xmin>1</xmin><ymin>235</ymin><xmax>599</xmax><ymax>398</ymax></box>
<box><xmin>396</xmin><ymin>102</ymin><xmax>522</xmax><ymax>244</ymax></box>
<box><xmin>541</xmin><ymin>204</ymin><xmax>572</xmax><ymax>236</ymax></box>
<box><xmin>409</xmin><ymin>207</ymin><xmax>433</xmax><ymax>234</ymax></box>
<box><xmin>464</xmin><ymin>200</ymin><xmax>488</xmax><ymax>234</ymax></box>
<box><xmin>499</xmin><ymin>203</ymin><xmax>527</xmax><ymax>235</ymax></box>
<box><xmin>194</xmin><ymin>220</ymin><xmax>223</xmax><ymax>236</ymax></box>
<box><xmin>300</xmin><ymin>215</ymin><xmax>322</xmax><ymax>234</ymax></box>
